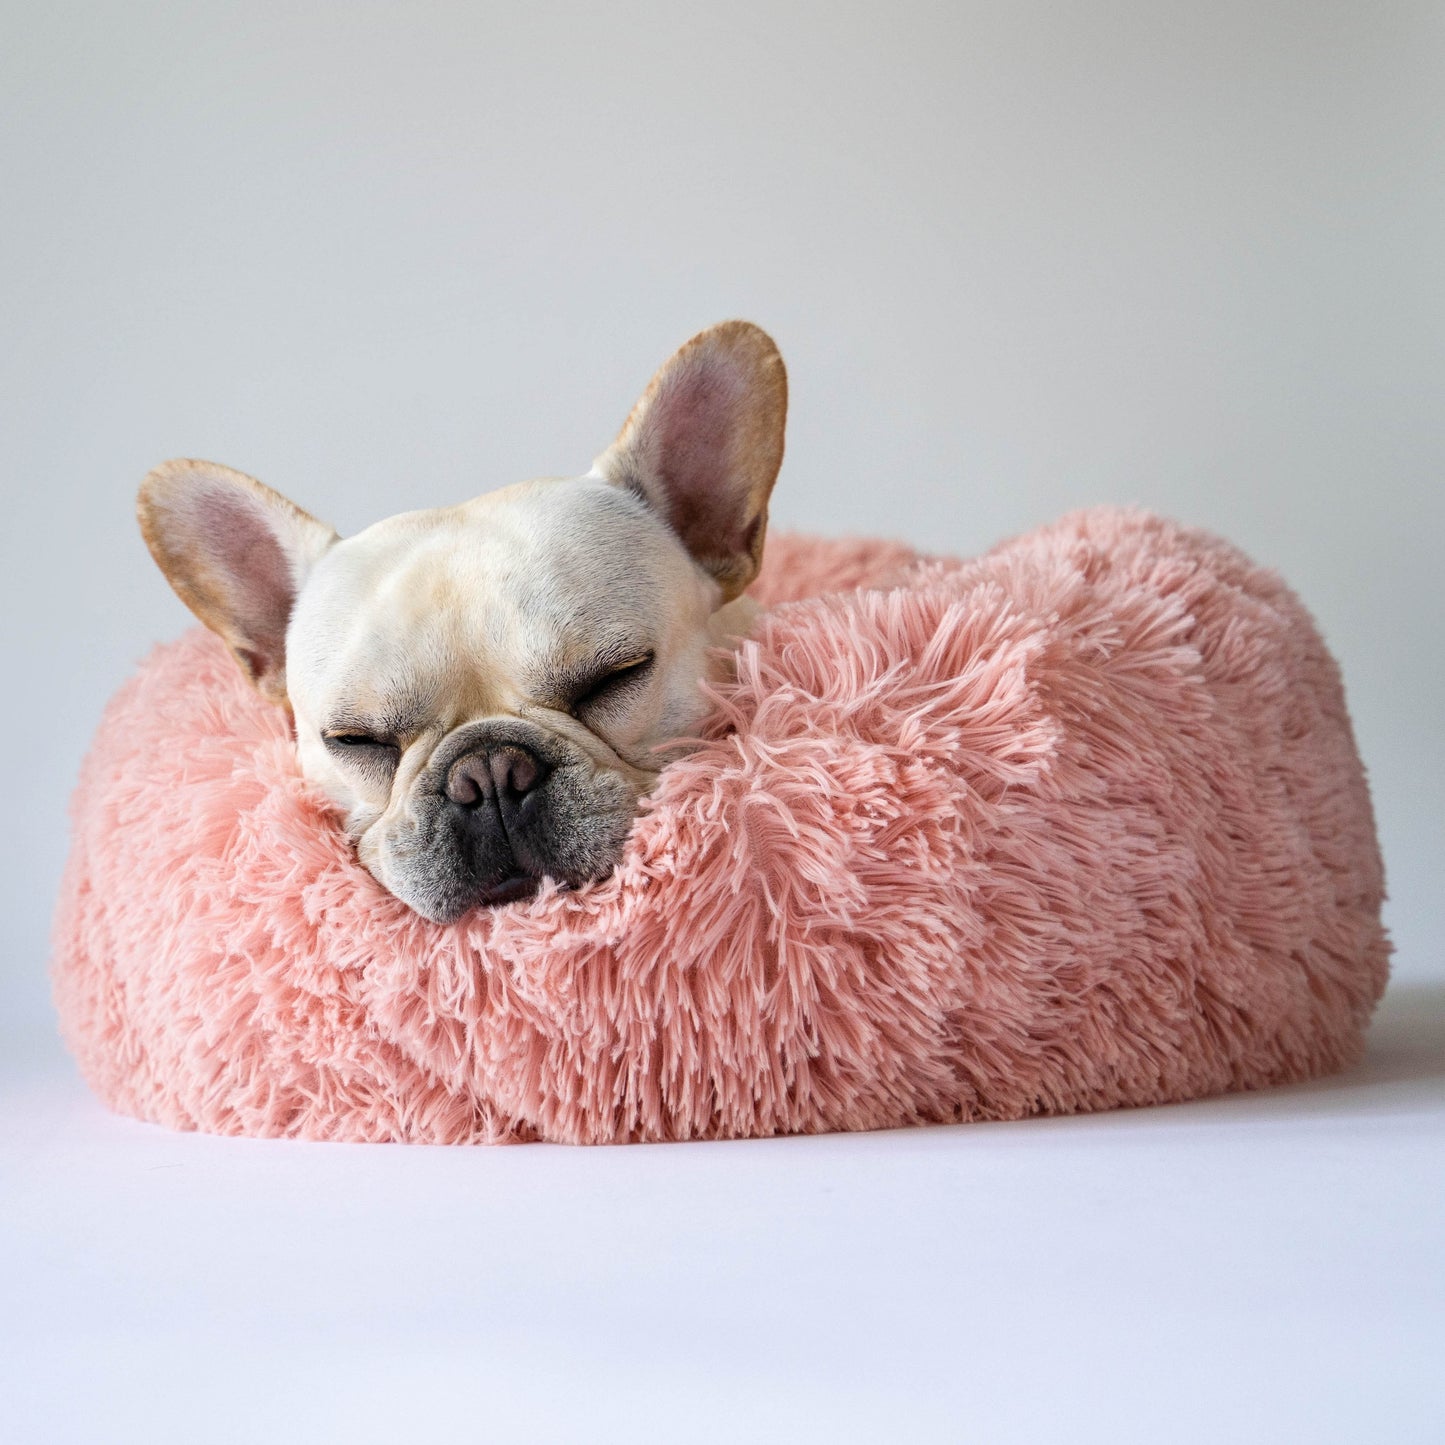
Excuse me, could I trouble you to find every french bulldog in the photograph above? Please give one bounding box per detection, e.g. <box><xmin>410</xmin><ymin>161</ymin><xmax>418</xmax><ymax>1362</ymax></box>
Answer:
<box><xmin>138</xmin><ymin>320</ymin><xmax>787</xmax><ymax>922</ymax></box>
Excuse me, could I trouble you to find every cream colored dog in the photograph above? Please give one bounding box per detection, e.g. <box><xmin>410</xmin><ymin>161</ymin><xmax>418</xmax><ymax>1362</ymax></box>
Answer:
<box><xmin>139</xmin><ymin>321</ymin><xmax>787</xmax><ymax>922</ymax></box>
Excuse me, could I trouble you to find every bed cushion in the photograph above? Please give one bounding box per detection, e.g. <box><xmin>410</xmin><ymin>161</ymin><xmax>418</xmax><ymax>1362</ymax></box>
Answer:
<box><xmin>51</xmin><ymin>510</ymin><xmax>1389</xmax><ymax>1143</ymax></box>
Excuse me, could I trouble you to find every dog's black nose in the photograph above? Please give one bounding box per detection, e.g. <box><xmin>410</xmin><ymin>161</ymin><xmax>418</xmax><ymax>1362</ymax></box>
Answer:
<box><xmin>444</xmin><ymin>745</ymin><xmax>546</xmax><ymax>810</ymax></box>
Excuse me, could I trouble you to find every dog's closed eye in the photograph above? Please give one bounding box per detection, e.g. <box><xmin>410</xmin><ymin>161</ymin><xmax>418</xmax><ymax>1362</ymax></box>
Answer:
<box><xmin>570</xmin><ymin>652</ymin><xmax>655</xmax><ymax>716</ymax></box>
<box><xmin>324</xmin><ymin>732</ymin><xmax>401</xmax><ymax>775</ymax></box>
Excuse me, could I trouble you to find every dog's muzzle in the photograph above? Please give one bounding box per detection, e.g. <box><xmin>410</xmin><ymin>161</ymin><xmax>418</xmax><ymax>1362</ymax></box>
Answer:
<box><xmin>380</xmin><ymin>719</ymin><xmax>639</xmax><ymax>923</ymax></box>
<box><xmin>440</xmin><ymin>741</ymin><xmax>550</xmax><ymax>905</ymax></box>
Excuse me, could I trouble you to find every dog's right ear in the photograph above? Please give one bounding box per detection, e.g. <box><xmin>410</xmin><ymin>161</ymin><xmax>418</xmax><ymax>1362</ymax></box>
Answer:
<box><xmin>137</xmin><ymin>460</ymin><xmax>338</xmax><ymax>707</ymax></box>
<box><xmin>594</xmin><ymin>320</ymin><xmax>787</xmax><ymax>603</ymax></box>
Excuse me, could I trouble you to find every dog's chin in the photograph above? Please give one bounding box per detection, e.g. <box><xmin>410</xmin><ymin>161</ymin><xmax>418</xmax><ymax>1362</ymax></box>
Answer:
<box><xmin>395</xmin><ymin>869</ymin><xmax>547</xmax><ymax>925</ymax></box>
<box><xmin>377</xmin><ymin>859</ymin><xmax>604</xmax><ymax>924</ymax></box>
<box><xmin>363</xmin><ymin>794</ymin><xmax>639</xmax><ymax>924</ymax></box>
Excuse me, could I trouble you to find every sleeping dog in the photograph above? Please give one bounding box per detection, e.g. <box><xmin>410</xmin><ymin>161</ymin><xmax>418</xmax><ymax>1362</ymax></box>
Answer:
<box><xmin>138</xmin><ymin>321</ymin><xmax>787</xmax><ymax>922</ymax></box>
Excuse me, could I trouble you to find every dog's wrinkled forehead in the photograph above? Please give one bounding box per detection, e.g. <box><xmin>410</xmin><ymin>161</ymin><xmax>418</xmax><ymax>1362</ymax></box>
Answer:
<box><xmin>286</xmin><ymin>475</ymin><xmax>708</xmax><ymax>727</ymax></box>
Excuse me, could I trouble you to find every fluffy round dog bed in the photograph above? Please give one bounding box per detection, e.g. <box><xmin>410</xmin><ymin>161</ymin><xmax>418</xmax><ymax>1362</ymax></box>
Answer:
<box><xmin>52</xmin><ymin>509</ymin><xmax>1389</xmax><ymax>1144</ymax></box>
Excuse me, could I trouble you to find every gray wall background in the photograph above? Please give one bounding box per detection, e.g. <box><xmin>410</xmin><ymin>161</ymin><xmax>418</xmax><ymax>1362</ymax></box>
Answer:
<box><xmin>4</xmin><ymin>2</ymin><xmax>1441</xmax><ymax>1063</ymax></box>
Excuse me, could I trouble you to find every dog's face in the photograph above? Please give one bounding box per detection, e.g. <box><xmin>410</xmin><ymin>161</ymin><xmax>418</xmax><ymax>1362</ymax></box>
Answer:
<box><xmin>138</xmin><ymin>321</ymin><xmax>786</xmax><ymax>921</ymax></box>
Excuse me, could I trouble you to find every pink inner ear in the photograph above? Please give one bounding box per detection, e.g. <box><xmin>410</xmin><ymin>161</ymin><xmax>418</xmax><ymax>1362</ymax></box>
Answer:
<box><xmin>192</xmin><ymin>486</ymin><xmax>297</xmax><ymax>665</ymax></box>
<box><xmin>647</xmin><ymin>360</ymin><xmax>754</xmax><ymax>556</ymax></box>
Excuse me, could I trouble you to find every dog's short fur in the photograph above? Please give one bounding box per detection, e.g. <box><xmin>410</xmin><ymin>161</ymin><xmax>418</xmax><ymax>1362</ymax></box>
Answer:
<box><xmin>138</xmin><ymin>321</ymin><xmax>787</xmax><ymax>921</ymax></box>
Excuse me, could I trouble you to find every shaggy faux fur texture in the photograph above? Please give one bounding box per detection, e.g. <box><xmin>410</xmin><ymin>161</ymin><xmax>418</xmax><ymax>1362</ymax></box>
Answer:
<box><xmin>51</xmin><ymin>510</ymin><xmax>1389</xmax><ymax>1144</ymax></box>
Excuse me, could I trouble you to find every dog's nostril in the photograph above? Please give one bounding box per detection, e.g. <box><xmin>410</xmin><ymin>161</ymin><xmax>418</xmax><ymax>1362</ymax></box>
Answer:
<box><xmin>444</xmin><ymin>746</ymin><xmax>546</xmax><ymax>808</ymax></box>
<box><xmin>490</xmin><ymin>746</ymin><xmax>540</xmax><ymax>799</ymax></box>
<box><xmin>444</xmin><ymin>754</ymin><xmax>488</xmax><ymax>808</ymax></box>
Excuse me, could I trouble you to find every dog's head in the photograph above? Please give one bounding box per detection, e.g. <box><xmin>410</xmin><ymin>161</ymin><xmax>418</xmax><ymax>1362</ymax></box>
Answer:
<box><xmin>138</xmin><ymin>321</ymin><xmax>786</xmax><ymax>921</ymax></box>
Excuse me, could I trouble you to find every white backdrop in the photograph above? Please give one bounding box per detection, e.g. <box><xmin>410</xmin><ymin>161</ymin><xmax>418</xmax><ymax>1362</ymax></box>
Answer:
<box><xmin>3</xmin><ymin>7</ymin><xmax>1443</xmax><ymax>1442</ymax></box>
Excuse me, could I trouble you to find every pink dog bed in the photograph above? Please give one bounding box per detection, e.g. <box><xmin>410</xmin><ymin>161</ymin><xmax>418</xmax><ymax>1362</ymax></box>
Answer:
<box><xmin>52</xmin><ymin>509</ymin><xmax>1389</xmax><ymax>1144</ymax></box>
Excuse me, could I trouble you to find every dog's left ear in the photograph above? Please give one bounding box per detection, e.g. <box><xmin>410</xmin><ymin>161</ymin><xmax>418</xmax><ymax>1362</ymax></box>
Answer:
<box><xmin>137</xmin><ymin>460</ymin><xmax>338</xmax><ymax>707</ymax></box>
<box><xmin>595</xmin><ymin>320</ymin><xmax>787</xmax><ymax>602</ymax></box>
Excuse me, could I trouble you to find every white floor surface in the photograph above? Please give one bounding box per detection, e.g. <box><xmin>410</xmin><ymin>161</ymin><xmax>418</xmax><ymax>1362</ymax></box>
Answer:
<box><xmin>2</xmin><ymin>982</ymin><xmax>1441</xmax><ymax>1445</ymax></box>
